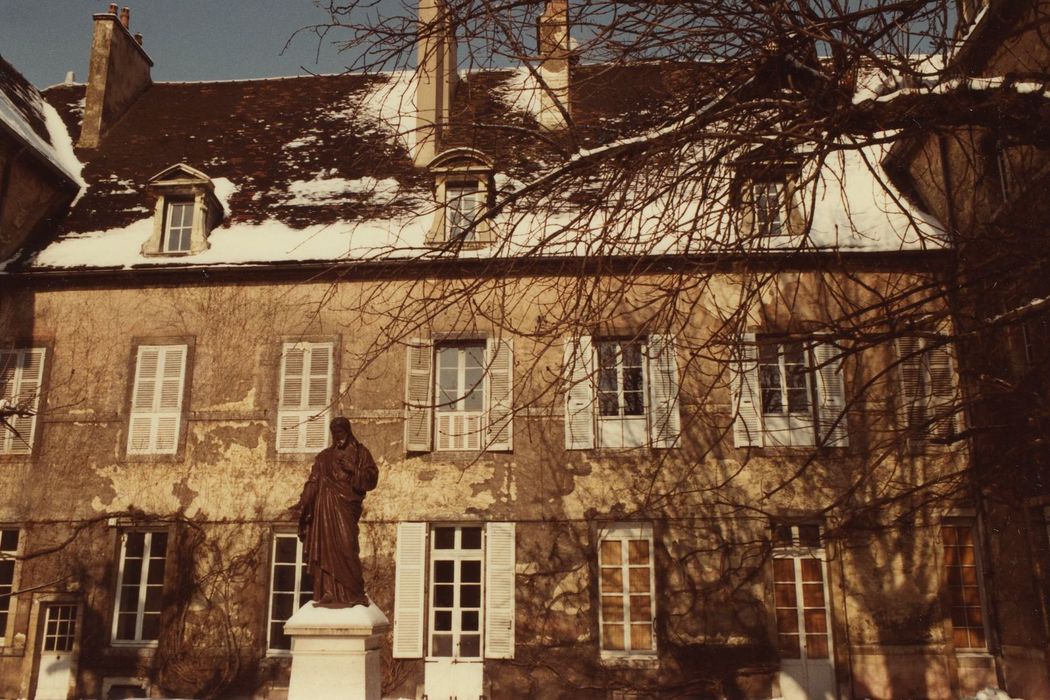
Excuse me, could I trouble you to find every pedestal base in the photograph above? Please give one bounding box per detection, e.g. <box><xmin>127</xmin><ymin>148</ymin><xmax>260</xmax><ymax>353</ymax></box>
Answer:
<box><xmin>284</xmin><ymin>600</ymin><xmax>391</xmax><ymax>700</ymax></box>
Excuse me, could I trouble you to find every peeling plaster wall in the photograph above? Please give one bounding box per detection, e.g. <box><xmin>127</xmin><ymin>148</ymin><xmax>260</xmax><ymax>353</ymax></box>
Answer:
<box><xmin>0</xmin><ymin>269</ymin><xmax>968</xmax><ymax>698</ymax></box>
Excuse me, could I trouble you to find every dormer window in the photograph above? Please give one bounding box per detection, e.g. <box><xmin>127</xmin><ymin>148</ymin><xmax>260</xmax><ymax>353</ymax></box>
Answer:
<box><xmin>163</xmin><ymin>199</ymin><xmax>195</xmax><ymax>252</ymax></box>
<box><xmin>733</xmin><ymin>152</ymin><xmax>801</xmax><ymax>243</ymax></box>
<box><xmin>142</xmin><ymin>164</ymin><xmax>226</xmax><ymax>257</ymax></box>
<box><xmin>752</xmin><ymin>181</ymin><xmax>785</xmax><ymax>237</ymax></box>
<box><xmin>426</xmin><ymin>148</ymin><xmax>495</xmax><ymax>248</ymax></box>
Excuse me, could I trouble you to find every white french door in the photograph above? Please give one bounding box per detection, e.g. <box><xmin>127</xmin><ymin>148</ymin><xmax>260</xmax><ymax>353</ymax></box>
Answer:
<box><xmin>34</xmin><ymin>604</ymin><xmax>77</xmax><ymax>700</ymax></box>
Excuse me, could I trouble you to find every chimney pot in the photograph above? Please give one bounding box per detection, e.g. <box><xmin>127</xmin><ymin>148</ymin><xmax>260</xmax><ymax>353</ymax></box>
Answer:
<box><xmin>64</xmin><ymin>71</ymin><xmax>76</xmax><ymax>85</ymax></box>
<box><xmin>135</xmin><ymin>33</ymin><xmax>143</xmax><ymax>45</ymax></box>
<box><xmin>120</xmin><ymin>7</ymin><xmax>130</xmax><ymax>28</ymax></box>
<box><xmin>108</xmin><ymin>3</ymin><xmax>118</xmax><ymax>13</ymax></box>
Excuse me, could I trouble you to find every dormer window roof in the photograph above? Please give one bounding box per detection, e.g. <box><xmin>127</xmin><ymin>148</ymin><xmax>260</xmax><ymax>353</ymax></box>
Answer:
<box><xmin>426</xmin><ymin>148</ymin><xmax>496</xmax><ymax>248</ymax></box>
<box><xmin>142</xmin><ymin>163</ymin><xmax>226</xmax><ymax>257</ymax></box>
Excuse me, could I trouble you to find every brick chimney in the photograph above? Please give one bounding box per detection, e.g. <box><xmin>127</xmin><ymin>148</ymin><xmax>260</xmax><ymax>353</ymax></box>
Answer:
<box><xmin>414</xmin><ymin>0</ymin><xmax>457</xmax><ymax>166</ymax></box>
<box><xmin>79</xmin><ymin>5</ymin><xmax>153</xmax><ymax>148</ymax></box>
<box><xmin>537</xmin><ymin>0</ymin><xmax>571</xmax><ymax>131</ymax></box>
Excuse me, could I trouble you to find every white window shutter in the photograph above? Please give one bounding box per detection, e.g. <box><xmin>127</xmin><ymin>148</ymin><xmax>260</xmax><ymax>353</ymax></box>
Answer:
<box><xmin>813</xmin><ymin>342</ymin><xmax>849</xmax><ymax>447</ymax></box>
<box><xmin>393</xmin><ymin>522</ymin><xmax>427</xmax><ymax>658</ymax></box>
<box><xmin>404</xmin><ymin>340</ymin><xmax>433</xmax><ymax>452</ymax></box>
<box><xmin>896</xmin><ymin>336</ymin><xmax>930</xmax><ymax>451</ymax></box>
<box><xmin>127</xmin><ymin>345</ymin><xmax>186</xmax><ymax>455</ymax></box>
<box><xmin>647</xmin><ymin>334</ymin><xmax>681</xmax><ymax>449</ymax></box>
<box><xmin>0</xmin><ymin>348</ymin><xmax>46</xmax><ymax>454</ymax></box>
<box><xmin>485</xmin><ymin>522</ymin><xmax>516</xmax><ymax>659</ymax></box>
<box><xmin>277</xmin><ymin>343</ymin><xmax>332</xmax><ymax>452</ymax></box>
<box><xmin>927</xmin><ymin>341</ymin><xmax>958</xmax><ymax>440</ymax></box>
<box><xmin>731</xmin><ymin>333</ymin><xmax>763</xmax><ymax>448</ymax></box>
<box><xmin>485</xmin><ymin>337</ymin><xmax>513</xmax><ymax>451</ymax></box>
<box><xmin>564</xmin><ymin>336</ymin><xmax>595</xmax><ymax>450</ymax></box>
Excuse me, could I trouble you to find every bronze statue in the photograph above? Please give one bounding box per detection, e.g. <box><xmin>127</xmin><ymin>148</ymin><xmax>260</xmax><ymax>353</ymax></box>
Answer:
<box><xmin>296</xmin><ymin>417</ymin><xmax>379</xmax><ymax>607</ymax></box>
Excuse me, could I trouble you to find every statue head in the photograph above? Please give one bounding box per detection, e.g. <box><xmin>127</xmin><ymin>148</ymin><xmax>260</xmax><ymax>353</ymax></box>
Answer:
<box><xmin>330</xmin><ymin>416</ymin><xmax>354</xmax><ymax>448</ymax></box>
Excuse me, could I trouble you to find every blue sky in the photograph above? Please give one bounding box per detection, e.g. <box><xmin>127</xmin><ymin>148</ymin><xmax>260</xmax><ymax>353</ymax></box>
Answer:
<box><xmin>1</xmin><ymin>0</ymin><xmax>377</xmax><ymax>87</ymax></box>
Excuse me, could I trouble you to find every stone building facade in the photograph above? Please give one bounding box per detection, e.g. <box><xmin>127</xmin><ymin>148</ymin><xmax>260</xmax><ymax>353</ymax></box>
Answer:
<box><xmin>0</xmin><ymin>2</ymin><xmax>1044</xmax><ymax>699</ymax></box>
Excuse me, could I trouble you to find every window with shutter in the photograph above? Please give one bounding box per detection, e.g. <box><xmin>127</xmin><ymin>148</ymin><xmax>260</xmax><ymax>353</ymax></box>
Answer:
<box><xmin>941</xmin><ymin>523</ymin><xmax>988</xmax><ymax>650</ymax></box>
<box><xmin>127</xmin><ymin>345</ymin><xmax>187</xmax><ymax>455</ymax></box>
<box><xmin>597</xmin><ymin>523</ymin><xmax>656</xmax><ymax>657</ymax></box>
<box><xmin>565</xmin><ymin>336</ymin><xmax>680</xmax><ymax>450</ymax></box>
<box><xmin>112</xmin><ymin>530</ymin><xmax>168</xmax><ymax>644</ymax></box>
<box><xmin>895</xmin><ymin>336</ymin><xmax>958</xmax><ymax>451</ymax></box>
<box><xmin>404</xmin><ymin>339</ymin><xmax>514</xmax><ymax>453</ymax></box>
<box><xmin>277</xmin><ymin>342</ymin><xmax>333</xmax><ymax>453</ymax></box>
<box><xmin>0</xmin><ymin>348</ymin><xmax>46</xmax><ymax>455</ymax></box>
<box><xmin>733</xmin><ymin>335</ymin><xmax>848</xmax><ymax>449</ymax></box>
<box><xmin>393</xmin><ymin>522</ymin><xmax>516</xmax><ymax>660</ymax></box>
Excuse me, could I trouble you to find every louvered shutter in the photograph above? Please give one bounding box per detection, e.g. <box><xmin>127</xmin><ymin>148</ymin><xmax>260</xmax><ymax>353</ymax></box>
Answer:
<box><xmin>813</xmin><ymin>342</ymin><xmax>849</xmax><ymax>447</ymax></box>
<box><xmin>393</xmin><ymin>522</ymin><xmax>427</xmax><ymax>658</ymax></box>
<box><xmin>927</xmin><ymin>341</ymin><xmax>958</xmax><ymax>440</ymax></box>
<box><xmin>277</xmin><ymin>343</ymin><xmax>332</xmax><ymax>452</ymax></box>
<box><xmin>485</xmin><ymin>338</ymin><xmax>513</xmax><ymax>451</ymax></box>
<box><xmin>647</xmin><ymin>335</ymin><xmax>681</xmax><ymax>449</ymax></box>
<box><xmin>731</xmin><ymin>333</ymin><xmax>763</xmax><ymax>448</ymax></box>
<box><xmin>485</xmin><ymin>522</ymin><xmax>516</xmax><ymax>659</ymax></box>
<box><xmin>0</xmin><ymin>348</ymin><xmax>46</xmax><ymax>454</ymax></box>
<box><xmin>564</xmin><ymin>336</ymin><xmax>595</xmax><ymax>450</ymax></box>
<box><xmin>127</xmin><ymin>345</ymin><xmax>186</xmax><ymax>455</ymax></box>
<box><xmin>895</xmin><ymin>336</ymin><xmax>927</xmax><ymax>451</ymax></box>
<box><xmin>404</xmin><ymin>340</ymin><xmax>433</xmax><ymax>452</ymax></box>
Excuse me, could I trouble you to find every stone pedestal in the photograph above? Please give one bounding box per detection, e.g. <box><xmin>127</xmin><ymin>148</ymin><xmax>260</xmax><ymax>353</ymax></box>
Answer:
<box><xmin>284</xmin><ymin>600</ymin><xmax>390</xmax><ymax>700</ymax></box>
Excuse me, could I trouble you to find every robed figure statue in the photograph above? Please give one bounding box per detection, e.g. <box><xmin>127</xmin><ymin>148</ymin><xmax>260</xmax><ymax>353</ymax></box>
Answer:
<box><xmin>296</xmin><ymin>417</ymin><xmax>379</xmax><ymax>607</ymax></box>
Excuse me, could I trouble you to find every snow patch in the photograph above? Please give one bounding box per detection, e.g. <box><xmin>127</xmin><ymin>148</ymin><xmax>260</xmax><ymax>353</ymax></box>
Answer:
<box><xmin>282</xmin><ymin>171</ymin><xmax>399</xmax><ymax>206</ymax></box>
<box><xmin>212</xmin><ymin>177</ymin><xmax>237</xmax><ymax>215</ymax></box>
<box><xmin>358</xmin><ymin>70</ymin><xmax>418</xmax><ymax>151</ymax></box>
<box><xmin>498</xmin><ymin>66</ymin><xmax>541</xmax><ymax>117</ymax></box>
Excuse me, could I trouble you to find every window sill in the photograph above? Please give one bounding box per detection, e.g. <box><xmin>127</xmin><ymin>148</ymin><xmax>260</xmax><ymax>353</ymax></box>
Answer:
<box><xmin>600</xmin><ymin>651</ymin><xmax>659</xmax><ymax>667</ymax></box>
<box><xmin>108</xmin><ymin>641</ymin><xmax>158</xmax><ymax>653</ymax></box>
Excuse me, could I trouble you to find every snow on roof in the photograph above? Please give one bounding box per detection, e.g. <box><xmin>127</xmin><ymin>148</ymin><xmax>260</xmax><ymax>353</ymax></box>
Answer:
<box><xmin>17</xmin><ymin>64</ymin><xmax>945</xmax><ymax>274</ymax></box>
<box><xmin>0</xmin><ymin>56</ymin><xmax>85</xmax><ymax>191</ymax></box>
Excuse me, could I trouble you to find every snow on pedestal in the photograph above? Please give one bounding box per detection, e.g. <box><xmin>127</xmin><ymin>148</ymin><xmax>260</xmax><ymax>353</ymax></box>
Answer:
<box><xmin>284</xmin><ymin>600</ymin><xmax>390</xmax><ymax>700</ymax></box>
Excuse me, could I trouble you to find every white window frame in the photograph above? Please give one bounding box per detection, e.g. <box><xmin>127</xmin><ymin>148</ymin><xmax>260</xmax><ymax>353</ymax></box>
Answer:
<box><xmin>434</xmin><ymin>343</ymin><xmax>486</xmax><ymax>451</ymax></box>
<box><xmin>752</xmin><ymin>180</ymin><xmax>785</xmax><ymax>237</ymax></box>
<box><xmin>758</xmin><ymin>339</ymin><xmax>816</xmax><ymax>447</ymax></box>
<box><xmin>276</xmin><ymin>341</ymin><xmax>334</xmax><ymax>453</ymax></box>
<box><xmin>445</xmin><ymin>181</ymin><xmax>483</xmax><ymax>242</ymax></box>
<box><xmin>597</xmin><ymin>522</ymin><xmax>657</xmax><ymax>659</ymax></box>
<box><xmin>163</xmin><ymin>199</ymin><xmax>195</xmax><ymax>253</ymax></box>
<box><xmin>771</xmin><ymin>524</ymin><xmax>834</xmax><ymax>663</ymax></box>
<box><xmin>0</xmin><ymin>348</ymin><xmax>46</xmax><ymax>455</ymax></box>
<box><xmin>941</xmin><ymin>521</ymin><xmax>991</xmax><ymax>652</ymax></box>
<box><xmin>595</xmin><ymin>339</ymin><xmax>649</xmax><ymax>449</ymax></box>
<box><xmin>0</xmin><ymin>529</ymin><xmax>20</xmax><ymax>645</ymax></box>
<box><xmin>111</xmin><ymin>530</ymin><xmax>167</xmax><ymax>646</ymax></box>
<box><xmin>126</xmin><ymin>344</ymin><xmax>187</xmax><ymax>455</ymax></box>
<box><xmin>427</xmin><ymin>524</ymin><xmax>485</xmax><ymax>660</ymax></box>
<box><xmin>266</xmin><ymin>533</ymin><xmax>313</xmax><ymax>654</ymax></box>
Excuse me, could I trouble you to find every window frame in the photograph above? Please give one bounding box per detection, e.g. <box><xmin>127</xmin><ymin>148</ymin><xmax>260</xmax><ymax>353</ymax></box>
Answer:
<box><xmin>771</xmin><ymin>523</ymin><xmax>834</xmax><ymax>665</ymax></box>
<box><xmin>162</xmin><ymin>198</ymin><xmax>195</xmax><ymax>253</ymax></box>
<box><xmin>756</xmin><ymin>337</ymin><xmax>817</xmax><ymax>447</ymax></box>
<box><xmin>597</xmin><ymin>522</ymin><xmax>657</xmax><ymax>660</ymax></box>
<box><xmin>444</xmin><ymin>180</ymin><xmax>484</xmax><ymax>243</ymax></box>
<box><xmin>594</xmin><ymin>338</ymin><xmax>650</xmax><ymax>449</ymax></box>
<box><xmin>433</xmin><ymin>341</ymin><xmax>486</xmax><ymax>452</ymax></box>
<box><xmin>940</xmin><ymin>522</ymin><xmax>990</xmax><ymax>652</ymax></box>
<box><xmin>111</xmin><ymin>529</ymin><xmax>168</xmax><ymax>647</ymax></box>
<box><xmin>426</xmin><ymin>524</ymin><xmax>485</xmax><ymax>660</ymax></box>
<box><xmin>751</xmin><ymin>180</ymin><xmax>786</xmax><ymax>237</ymax></box>
<box><xmin>266</xmin><ymin>532</ymin><xmax>313</xmax><ymax>654</ymax></box>
<box><xmin>0</xmin><ymin>529</ymin><xmax>20</xmax><ymax>645</ymax></box>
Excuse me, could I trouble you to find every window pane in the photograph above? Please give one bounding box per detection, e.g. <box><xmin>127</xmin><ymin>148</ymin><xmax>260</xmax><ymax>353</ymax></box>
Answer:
<box><xmin>0</xmin><ymin>530</ymin><xmax>18</xmax><ymax>551</ymax></box>
<box><xmin>275</xmin><ymin>536</ymin><xmax>297</xmax><ymax>563</ymax></box>
<box><xmin>623</xmin><ymin>389</ymin><xmax>644</xmax><ymax>416</ymax></box>
<box><xmin>432</xmin><ymin>633</ymin><xmax>453</xmax><ymax>656</ymax></box>
<box><xmin>274</xmin><ymin>565</ymin><xmax>297</xmax><ymax>591</ymax></box>
<box><xmin>434</xmin><ymin>584</ymin><xmax>454</xmax><ymax>608</ymax></box>
<box><xmin>628</xmin><ymin>568</ymin><xmax>651</xmax><ymax>593</ymax></box>
<box><xmin>600</xmin><ymin>568</ymin><xmax>622</xmax><ymax>592</ymax></box>
<box><xmin>116</xmin><ymin>613</ymin><xmax>137</xmax><ymax>640</ymax></box>
<box><xmin>434</xmin><ymin>528</ymin><xmax>455</xmax><ymax>549</ymax></box>
<box><xmin>272</xmin><ymin>592</ymin><xmax>294</xmax><ymax>620</ymax></box>
<box><xmin>461</xmin><ymin>527</ymin><xmax>482</xmax><ymax>549</ymax></box>
<box><xmin>629</xmin><ymin>595</ymin><xmax>651</xmax><ymax>622</ymax></box>
<box><xmin>800</xmin><ymin>559</ymin><xmax>822</xmax><ymax>583</ymax></box>
<box><xmin>602</xmin><ymin>623</ymin><xmax>625</xmax><ymax>651</ymax></box>
<box><xmin>598</xmin><ymin>390</ymin><xmax>620</xmax><ymax>417</ymax></box>
<box><xmin>140</xmin><ymin>613</ymin><xmax>160</xmax><ymax>640</ymax></box>
<box><xmin>462</xmin><ymin>610</ymin><xmax>479</xmax><ymax>631</ymax></box>
<box><xmin>150</xmin><ymin>533</ymin><xmax>168</xmax><ymax>558</ymax></box>
<box><xmin>602</xmin><ymin>596</ymin><xmax>624</xmax><ymax>621</ymax></box>
<box><xmin>627</xmin><ymin>539</ymin><xmax>649</xmax><ymax>565</ymax></box>
<box><xmin>121</xmin><ymin>559</ymin><xmax>142</xmax><ymax>586</ymax></box>
<box><xmin>434</xmin><ymin>610</ymin><xmax>452</xmax><ymax>631</ymax></box>
<box><xmin>805</xmin><ymin>633</ymin><xmax>829</xmax><ymax>659</ymax></box>
<box><xmin>779</xmin><ymin>633</ymin><xmax>801</xmax><ymax>658</ymax></box>
<box><xmin>144</xmin><ymin>585</ymin><xmax>163</xmax><ymax>612</ymax></box>
<box><xmin>460</xmin><ymin>634</ymin><xmax>481</xmax><ymax>657</ymax></box>
<box><xmin>630</xmin><ymin>623</ymin><xmax>652</xmax><ymax>650</ymax></box>
<box><xmin>774</xmin><ymin>583</ymin><xmax>797</xmax><ymax>606</ymax></box>
<box><xmin>600</xmin><ymin>540</ymin><xmax>622</xmax><ymax>566</ymax></box>
<box><xmin>460</xmin><ymin>584</ymin><xmax>481</xmax><ymax>608</ymax></box>
<box><xmin>773</xmin><ymin>558</ymin><xmax>795</xmax><ymax>583</ymax></box>
<box><xmin>797</xmin><ymin>525</ymin><xmax>821</xmax><ymax>548</ymax></box>
<box><xmin>146</xmin><ymin>559</ymin><xmax>165</xmax><ymax>584</ymax></box>
<box><xmin>434</xmin><ymin>560</ymin><xmax>454</xmax><ymax>583</ymax></box>
<box><xmin>461</xmin><ymin>560</ymin><xmax>481</xmax><ymax>583</ymax></box>
<box><xmin>125</xmin><ymin>533</ymin><xmax>145</xmax><ymax>558</ymax></box>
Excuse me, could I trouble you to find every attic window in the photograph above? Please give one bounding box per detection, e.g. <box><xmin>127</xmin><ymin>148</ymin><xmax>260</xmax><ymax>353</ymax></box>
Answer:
<box><xmin>751</xmin><ymin>181</ymin><xmax>784</xmax><ymax>237</ymax></box>
<box><xmin>142</xmin><ymin>164</ymin><xmax>226</xmax><ymax>257</ymax></box>
<box><xmin>426</xmin><ymin>148</ymin><xmax>495</xmax><ymax>248</ymax></box>
<box><xmin>733</xmin><ymin>154</ymin><xmax>801</xmax><ymax>243</ymax></box>
<box><xmin>163</xmin><ymin>200</ymin><xmax>195</xmax><ymax>252</ymax></box>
